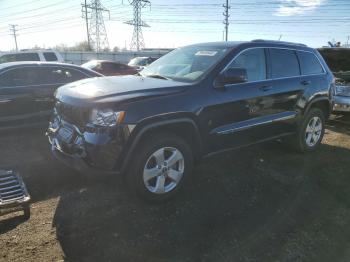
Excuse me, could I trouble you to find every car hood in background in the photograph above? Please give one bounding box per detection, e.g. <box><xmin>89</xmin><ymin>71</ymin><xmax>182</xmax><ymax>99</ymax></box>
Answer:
<box><xmin>55</xmin><ymin>75</ymin><xmax>191</xmax><ymax>106</ymax></box>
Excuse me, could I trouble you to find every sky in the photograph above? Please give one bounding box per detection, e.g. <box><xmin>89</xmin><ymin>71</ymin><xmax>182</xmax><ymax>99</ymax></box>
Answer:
<box><xmin>0</xmin><ymin>0</ymin><xmax>349</xmax><ymax>51</ymax></box>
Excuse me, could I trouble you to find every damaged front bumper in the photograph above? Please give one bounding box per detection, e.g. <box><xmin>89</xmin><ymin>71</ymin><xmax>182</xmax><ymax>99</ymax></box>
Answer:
<box><xmin>47</xmin><ymin>116</ymin><xmax>131</xmax><ymax>175</ymax></box>
<box><xmin>332</xmin><ymin>95</ymin><xmax>350</xmax><ymax>113</ymax></box>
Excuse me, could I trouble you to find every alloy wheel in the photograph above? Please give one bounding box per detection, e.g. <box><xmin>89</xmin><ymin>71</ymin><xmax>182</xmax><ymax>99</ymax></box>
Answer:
<box><xmin>305</xmin><ymin>116</ymin><xmax>323</xmax><ymax>147</ymax></box>
<box><xmin>143</xmin><ymin>147</ymin><xmax>185</xmax><ymax>194</ymax></box>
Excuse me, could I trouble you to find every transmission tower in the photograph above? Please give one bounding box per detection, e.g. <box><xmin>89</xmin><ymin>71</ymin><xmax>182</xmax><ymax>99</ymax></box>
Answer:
<box><xmin>124</xmin><ymin>0</ymin><xmax>151</xmax><ymax>51</ymax></box>
<box><xmin>82</xmin><ymin>0</ymin><xmax>110</xmax><ymax>52</ymax></box>
<box><xmin>223</xmin><ymin>0</ymin><xmax>230</xmax><ymax>41</ymax></box>
<box><xmin>9</xmin><ymin>24</ymin><xmax>19</xmax><ymax>51</ymax></box>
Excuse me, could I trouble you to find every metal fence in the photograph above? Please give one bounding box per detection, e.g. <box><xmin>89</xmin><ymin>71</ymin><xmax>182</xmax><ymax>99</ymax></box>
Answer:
<box><xmin>61</xmin><ymin>50</ymin><xmax>170</xmax><ymax>65</ymax></box>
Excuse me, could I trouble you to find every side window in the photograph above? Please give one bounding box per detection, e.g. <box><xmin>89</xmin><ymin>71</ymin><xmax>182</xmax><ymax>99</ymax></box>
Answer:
<box><xmin>0</xmin><ymin>67</ymin><xmax>45</xmax><ymax>86</ymax></box>
<box><xmin>46</xmin><ymin>67</ymin><xmax>89</xmax><ymax>83</ymax></box>
<box><xmin>14</xmin><ymin>53</ymin><xmax>40</xmax><ymax>61</ymax></box>
<box><xmin>298</xmin><ymin>51</ymin><xmax>324</xmax><ymax>75</ymax></box>
<box><xmin>0</xmin><ymin>71</ymin><xmax>15</xmax><ymax>86</ymax></box>
<box><xmin>269</xmin><ymin>49</ymin><xmax>300</xmax><ymax>78</ymax></box>
<box><xmin>0</xmin><ymin>54</ymin><xmax>16</xmax><ymax>63</ymax></box>
<box><xmin>228</xmin><ymin>48</ymin><xmax>266</xmax><ymax>82</ymax></box>
<box><xmin>43</xmin><ymin>52</ymin><xmax>58</xmax><ymax>61</ymax></box>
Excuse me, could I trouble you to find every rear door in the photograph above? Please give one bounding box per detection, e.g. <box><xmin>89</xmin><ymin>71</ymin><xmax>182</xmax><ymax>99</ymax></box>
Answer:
<box><xmin>263</xmin><ymin>48</ymin><xmax>304</xmax><ymax>135</ymax></box>
<box><xmin>0</xmin><ymin>66</ymin><xmax>41</xmax><ymax>126</ymax></box>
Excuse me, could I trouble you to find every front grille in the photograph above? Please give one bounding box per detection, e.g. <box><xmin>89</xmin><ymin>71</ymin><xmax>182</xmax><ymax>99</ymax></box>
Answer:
<box><xmin>55</xmin><ymin>102</ymin><xmax>90</xmax><ymax>129</ymax></box>
<box><xmin>0</xmin><ymin>170</ymin><xmax>29</xmax><ymax>204</ymax></box>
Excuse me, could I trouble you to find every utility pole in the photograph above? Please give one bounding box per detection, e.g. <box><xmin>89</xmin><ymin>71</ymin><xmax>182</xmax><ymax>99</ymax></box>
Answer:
<box><xmin>9</xmin><ymin>24</ymin><xmax>18</xmax><ymax>51</ymax></box>
<box><xmin>223</xmin><ymin>0</ymin><xmax>230</xmax><ymax>42</ymax></box>
<box><xmin>124</xmin><ymin>0</ymin><xmax>151</xmax><ymax>51</ymax></box>
<box><xmin>81</xmin><ymin>0</ymin><xmax>110</xmax><ymax>52</ymax></box>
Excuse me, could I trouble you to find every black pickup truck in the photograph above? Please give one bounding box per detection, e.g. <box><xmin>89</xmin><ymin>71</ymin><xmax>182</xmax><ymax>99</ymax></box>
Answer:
<box><xmin>48</xmin><ymin>40</ymin><xmax>334</xmax><ymax>201</ymax></box>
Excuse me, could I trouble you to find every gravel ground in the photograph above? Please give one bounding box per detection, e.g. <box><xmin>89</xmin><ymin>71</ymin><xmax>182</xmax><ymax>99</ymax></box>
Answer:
<box><xmin>1</xmin><ymin>115</ymin><xmax>350</xmax><ymax>262</ymax></box>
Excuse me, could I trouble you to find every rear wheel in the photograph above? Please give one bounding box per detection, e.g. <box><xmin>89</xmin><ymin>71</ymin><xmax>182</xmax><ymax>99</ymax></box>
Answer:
<box><xmin>288</xmin><ymin>108</ymin><xmax>325</xmax><ymax>152</ymax></box>
<box><xmin>126</xmin><ymin>133</ymin><xmax>193</xmax><ymax>202</ymax></box>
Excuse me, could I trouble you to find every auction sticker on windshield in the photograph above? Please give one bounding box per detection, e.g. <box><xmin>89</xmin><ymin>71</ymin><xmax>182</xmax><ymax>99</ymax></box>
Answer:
<box><xmin>195</xmin><ymin>51</ymin><xmax>218</xmax><ymax>56</ymax></box>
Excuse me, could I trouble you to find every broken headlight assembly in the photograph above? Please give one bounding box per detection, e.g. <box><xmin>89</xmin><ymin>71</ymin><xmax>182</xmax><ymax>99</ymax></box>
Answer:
<box><xmin>334</xmin><ymin>85</ymin><xmax>350</xmax><ymax>97</ymax></box>
<box><xmin>90</xmin><ymin>109</ymin><xmax>126</xmax><ymax>127</ymax></box>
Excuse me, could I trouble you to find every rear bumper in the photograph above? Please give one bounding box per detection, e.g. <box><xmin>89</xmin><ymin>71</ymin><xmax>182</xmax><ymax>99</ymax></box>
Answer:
<box><xmin>332</xmin><ymin>95</ymin><xmax>350</xmax><ymax>112</ymax></box>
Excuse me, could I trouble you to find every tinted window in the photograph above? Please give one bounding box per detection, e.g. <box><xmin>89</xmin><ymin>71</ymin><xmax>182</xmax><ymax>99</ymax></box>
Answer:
<box><xmin>0</xmin><ymin>67</ymin><xmax>44</xmax><ymax>86</ymax></box>
<box><xmin>43</xmin><ymin>52</ymin><xmax>58</xmax><ymax>61</ymax></box>
<box><xmin>0</xmin><ymin>66</ymin><xmax>89</xmax><ymax>87</ymax></box>
<box><xmin>0</xmin><ymin>53</ymin><xmax>40</xmax><ymax>63</ymax></box>
<box><xmin>298</xmin><ymin>51</ymin><xmax>324</xmax><ymax>75</ymax></box>
<box><xmin>44</xmin><ymin>67</ymin><xmax>89</xmax><ymax>83</ymax></box>
<box><xmin>269</xmin><ymin>49</ymin><xmax>300</xmax><ymax>78</ymax></box>
<box><xmin>228</xmin><ymin>48</ymin><xmax>266</xmax><ymax>82</ymax></box>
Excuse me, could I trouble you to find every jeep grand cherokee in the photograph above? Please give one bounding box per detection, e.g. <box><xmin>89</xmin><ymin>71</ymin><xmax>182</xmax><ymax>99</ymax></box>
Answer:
<box><xmin>47</xmin><ymin>40</ymin><xmax>334</xmax><ymax>201</ymax></box>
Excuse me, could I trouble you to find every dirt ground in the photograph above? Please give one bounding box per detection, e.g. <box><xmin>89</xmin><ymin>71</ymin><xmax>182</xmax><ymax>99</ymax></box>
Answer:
<box><xmin>1</xmin><ymin>115</ymin><xmax>350</xmax><ymax>262</ymax></box>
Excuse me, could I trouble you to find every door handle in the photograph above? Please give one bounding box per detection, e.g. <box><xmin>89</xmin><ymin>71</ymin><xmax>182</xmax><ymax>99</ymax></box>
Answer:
<box><xmin>301</xmin><ymin>80</ymin><xmax>311</xmax><ymax>86</ymax></box>
<box><xmin>259</xmin><ymin>85</ymin><xmax>272</xmax><ymax>92</ymax></box>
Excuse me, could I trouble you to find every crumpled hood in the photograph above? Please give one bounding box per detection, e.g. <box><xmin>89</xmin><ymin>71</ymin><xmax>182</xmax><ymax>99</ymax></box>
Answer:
<box><xmin>55</xmin><ymin>75</ymin><xmax>190</xmax><ymax>106</ymax></box>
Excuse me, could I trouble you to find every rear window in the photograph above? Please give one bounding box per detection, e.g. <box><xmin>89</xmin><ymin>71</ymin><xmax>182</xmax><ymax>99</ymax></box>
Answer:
<box><xmin>43</xmin><ymin>52</ymin><xmax>58</xmax><ymax>61</ymax></box>
<box><xmin>269</xmin><ymin>48</ymin><xmax>300</xmax><ymax>78</ymax></box>
<box><xmin>298</xmin><ymin>51</ymin><xmax>324</xmax><ymax>75</ymax></box>
<box><xmin>0</xmin><ymin>53</ymin><xmax>40</xmax><ymax>63</ymax></box>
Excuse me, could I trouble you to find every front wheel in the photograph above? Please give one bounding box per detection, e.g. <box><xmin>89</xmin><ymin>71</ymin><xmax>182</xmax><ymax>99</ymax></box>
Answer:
<box><xmin>289</xmin><ymin>108</ymin><xmax>326</xmax><ymax>152</ymax></box>
<box><xmin>126</xmin><ymin>133</ymin><xmax>193</xmax><ymax>202</ymax></box>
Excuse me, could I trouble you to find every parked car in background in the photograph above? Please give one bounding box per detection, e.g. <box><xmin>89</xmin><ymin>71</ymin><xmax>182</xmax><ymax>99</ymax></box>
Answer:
<box><xmin>81</xmin><ymin>60</ymin><xmax>137</xmax><ymax>76</ymax></box>
<box><xmin>0</xmin><ymin>50</ymin><xmax>64</xmax><ymax>64</ymax></box>
<box><xmin>48</xmin><ymin>40</ymin><xmax>333</xmax><ymax>201</ymax></box>
<box><xmin>128</xmin><ymin>56</ymin><xmax>158</xmax><ymax>70</ymax></box>
<box><xmin>319</xmin><ymin>48</ymin><xmax>350</xmax><ymax>114</ymax></box>
<box><xmin>0</xmin><ymin>62</ymin><xmax>101</xmax><ymax>129</ymax></box>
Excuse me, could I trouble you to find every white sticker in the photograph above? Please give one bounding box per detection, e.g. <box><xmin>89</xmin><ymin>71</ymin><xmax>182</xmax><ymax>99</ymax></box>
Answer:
<box><xmin>195</xmin><ymin>51</ymin><xmax>218</xmax><ymax>56</ymax></box>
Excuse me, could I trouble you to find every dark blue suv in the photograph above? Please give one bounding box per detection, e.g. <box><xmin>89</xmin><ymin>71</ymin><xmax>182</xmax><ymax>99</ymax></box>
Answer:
<box><xmin>48</xmin><ymin>40</ymin><xmax>334</xmax><ymax>201</ymax></box>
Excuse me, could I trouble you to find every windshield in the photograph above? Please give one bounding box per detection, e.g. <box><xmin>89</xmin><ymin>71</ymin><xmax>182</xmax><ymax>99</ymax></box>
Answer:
<box><xmin>82</xmin><ymin>60</ymin><xmax>99</xmax><ymax>69</ymax></box>
<box><xmin>140</xmin><ymin>46</ymin><xmax>229</xmax><ymax>82</ymax></box>
<box><xmin>128</xmin><ymin>57</ymin><xmax>147</xmax><ymax>66</ymax></box>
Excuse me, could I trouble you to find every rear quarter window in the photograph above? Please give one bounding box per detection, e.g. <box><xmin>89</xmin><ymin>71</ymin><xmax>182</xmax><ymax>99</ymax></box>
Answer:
<box><xmin>298</xmin><ymin>51</ymin><xmax>324</xmax><ymax>75</ymax></box>
<box><xmin>43</xmin><ymin>52</ymin><xmax>58</xmax><ymax>61</ymax></box>
<box><xmin>269</xmin><ymin>48</ymin><xmax>300</xmax><ymax>78</ymax></box>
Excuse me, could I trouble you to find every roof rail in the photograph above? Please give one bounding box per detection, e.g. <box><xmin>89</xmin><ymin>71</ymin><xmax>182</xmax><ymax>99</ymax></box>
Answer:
<box><xmin>251</xmin><ymin>39</ymin><xmax>307</xmax><ymax>47</ymax></box>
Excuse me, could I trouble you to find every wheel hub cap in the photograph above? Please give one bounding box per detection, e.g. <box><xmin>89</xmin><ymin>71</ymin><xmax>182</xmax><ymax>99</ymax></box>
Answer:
<box><xmin>305</xmin><ymin>116</ymin><xmax>322</xmax><ymax>147</ymax></box>
<box><xmin>143</xmin><ymin>147</ymin><xmax>185</xmax><ymax>194</ymax></box>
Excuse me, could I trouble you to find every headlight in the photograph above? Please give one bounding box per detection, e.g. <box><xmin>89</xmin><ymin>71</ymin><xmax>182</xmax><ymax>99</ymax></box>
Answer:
<box><xmin>335</xmin><ymin>85</ymin><xmax>350</xmax><ymax>97</ymax></box>
<box><xmin>90</xmin><ymin>109</ymin><xmax>125</xmax><ymax>127</ymax></box>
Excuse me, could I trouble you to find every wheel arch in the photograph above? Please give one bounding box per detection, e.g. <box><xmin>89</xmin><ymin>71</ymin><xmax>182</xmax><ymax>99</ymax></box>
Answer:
<box><xmin>304</xmin><ymin>96</ymin><xmax>331</xmax><ymax>119</ymax></box>
<box><xmin>119</xmin><ymin>116</ymin><xmax>203</xmax><ymax>173</ymax></box>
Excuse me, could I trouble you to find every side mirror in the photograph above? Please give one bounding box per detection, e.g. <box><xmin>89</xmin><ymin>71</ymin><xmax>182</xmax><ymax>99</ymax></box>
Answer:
<box><xmin>216</xmin><ymin>68</ymin><xmax>248</xmax><ymax>88</ymax></box>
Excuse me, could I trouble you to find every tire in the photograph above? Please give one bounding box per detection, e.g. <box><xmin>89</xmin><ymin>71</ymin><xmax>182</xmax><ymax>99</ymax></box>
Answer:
<box><xmin>126</xmin><ymin>133</ymin><xmax>193</xmax><ymax>202</ymax></box>
<box><xmin>288</xmin><ymin>108</ymin><xmax>326</xmax><ymax>152</ymax></box>
<box><xmin>23</xmin><ymin>204</ymin><xmax>30</xmax><ymax>220</ymax></box>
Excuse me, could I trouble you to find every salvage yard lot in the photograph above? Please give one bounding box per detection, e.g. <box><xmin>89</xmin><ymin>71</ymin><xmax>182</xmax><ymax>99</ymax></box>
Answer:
<box><xmin>1</xmin><ymin>116</ymin><xmax>350</xmax><ymax>262</ymax></box>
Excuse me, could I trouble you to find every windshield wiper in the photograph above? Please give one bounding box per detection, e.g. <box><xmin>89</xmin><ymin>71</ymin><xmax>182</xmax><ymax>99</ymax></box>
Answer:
<box><xmin>145</xmin><ymin>74</ymin><xmax>171</xmax><ymax>80</ymax></box>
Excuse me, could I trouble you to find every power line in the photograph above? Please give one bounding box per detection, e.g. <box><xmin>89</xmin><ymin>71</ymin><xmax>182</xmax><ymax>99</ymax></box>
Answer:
<box><xmin>124</xmin><ymin>0</ymin><xmax>151</xmax><ymax>51</ymax></box>
<box><xmin>9</xmin><ymin>24</ymin><xmax>19</xmax><ymax>51</ymax></box>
